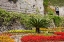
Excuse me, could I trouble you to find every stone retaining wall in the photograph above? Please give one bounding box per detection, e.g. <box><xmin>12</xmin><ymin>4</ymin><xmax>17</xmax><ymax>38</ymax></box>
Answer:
<box><xmin>0</xmin><ymin>0</ymin><xmax>44</xmax><ymax>15</ymax></box>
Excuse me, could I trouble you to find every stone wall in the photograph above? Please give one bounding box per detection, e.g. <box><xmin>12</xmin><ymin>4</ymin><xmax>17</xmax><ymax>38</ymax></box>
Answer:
<box><xmin>0</xmin><ymin>21</ymin><xmax>25</xmax><ymax>32</ymax></box>
<box><xmin>0</xmin><ymin>0</ymin><xmax>44</xmax><ymax>15</ymax></box>
<box><xmin>0</xmin><ymin>0</ymin><xmax>18</xmax><ymax>11</ymax></box>
<box><xmin>59</xmin><ymin>7</ymin><xmax>64</xmax><ymax>16</ymax></box>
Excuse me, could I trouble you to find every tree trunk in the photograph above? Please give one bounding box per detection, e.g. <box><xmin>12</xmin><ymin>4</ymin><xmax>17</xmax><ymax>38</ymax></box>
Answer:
<box><xmin>36</xmin><ymin>27</ymin><xmax>40</xmax><ymax>33</ymax></box>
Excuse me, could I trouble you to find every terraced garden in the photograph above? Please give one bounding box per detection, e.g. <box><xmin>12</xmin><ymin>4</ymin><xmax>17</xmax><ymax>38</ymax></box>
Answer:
<box><xmin>0</xmin><ymin>0</ymin><xmax>64</xmax><ymax>42</ymax></box>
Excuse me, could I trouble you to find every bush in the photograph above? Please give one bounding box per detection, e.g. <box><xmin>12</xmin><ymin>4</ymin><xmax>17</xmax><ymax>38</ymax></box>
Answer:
<box><xmin>45</xmin><ymin>14</ymin><xmax>62</xmax><ymax>27</ymax></box>
<box><xmin>53</xmin><ymin>16</ymin><xmax>62</xmax><ymax>27</ymax></box>
<box><xmin>0</xmin><ymin>8</ymin><xmax>21</xmax><ymax>26</ymax></box>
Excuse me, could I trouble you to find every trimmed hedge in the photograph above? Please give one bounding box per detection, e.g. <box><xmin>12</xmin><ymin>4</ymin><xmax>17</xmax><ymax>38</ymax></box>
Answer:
<box><xmin>8</xmin><ymin>30</ymin><xmax>36</xmax><ymax>33</ymax></box>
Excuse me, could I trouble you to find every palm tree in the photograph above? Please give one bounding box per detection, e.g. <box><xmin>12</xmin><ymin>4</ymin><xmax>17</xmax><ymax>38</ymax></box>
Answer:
<box><xmin>29</xmin><ymin>17</ymin><xmax>50</xmax><ymax>33</ymax></box>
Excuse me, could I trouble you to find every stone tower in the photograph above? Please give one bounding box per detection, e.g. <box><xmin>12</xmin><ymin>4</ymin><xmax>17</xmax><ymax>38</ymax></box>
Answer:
<box><xmin>0</xmin><ymin>0</ymin><xmax>44</xmax><ymax>15</ymax></box>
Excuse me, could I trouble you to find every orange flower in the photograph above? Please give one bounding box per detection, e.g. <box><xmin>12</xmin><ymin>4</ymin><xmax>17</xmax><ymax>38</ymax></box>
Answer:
<box><xmin>0</xmin><ymin>35</ymin><xmax>14</xmax><ymax>42</ymax></box>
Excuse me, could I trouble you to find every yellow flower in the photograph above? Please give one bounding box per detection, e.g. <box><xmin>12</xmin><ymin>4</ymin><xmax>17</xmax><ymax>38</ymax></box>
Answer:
<box><xmin>0</xmin><ymin>35</ymin><xmax>15</xmax><ymax>42</ymax></box>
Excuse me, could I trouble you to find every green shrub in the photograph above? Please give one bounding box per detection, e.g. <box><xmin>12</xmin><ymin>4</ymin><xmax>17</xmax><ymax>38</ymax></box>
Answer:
<box><xmin>49</xmin><ymin>0</ymin><xmax>64</xmax><ymax>6</ymax></box>
<box><xmin>0</xmin><ymin>8</ymin><xmax>21</xmax><ymax>26</ymax></box>
<box><xmin>0</xmin><ymin>8</ymin><xmax>45</xmax><ymax>29</ymax></box>
<box><xmin>44</xmin><ymin>12</ymin><xmax>62</xmax><ymax>27</ymax></box>
<box><xmin>43</xmin><ymin>0</ymin><xmax>49</xmax><ymax>13</ymax></box>
<box><xmin>20</xmin><ymin>14</ymin><xmax>44</xmax><ymax>28</ymax></box>
<box><xmin>60</xmin><ymin>17</ymin><xmax>64</xmax><ymax>27</ymax></box>
<box><xmin>53</xmin><ymin>16</ymin><xmax>62</xmax><ymax>27</ymax></box>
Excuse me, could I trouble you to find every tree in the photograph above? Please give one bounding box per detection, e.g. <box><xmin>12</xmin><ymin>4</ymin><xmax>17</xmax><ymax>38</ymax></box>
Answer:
<box><xmin>29</xmin><ymin>17</ymin><xmax>50</xmax><ymax>33</ymax></box>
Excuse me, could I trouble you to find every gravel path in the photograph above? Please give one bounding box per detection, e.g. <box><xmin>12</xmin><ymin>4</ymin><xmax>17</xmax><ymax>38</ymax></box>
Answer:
<box><xmin>10</xmin><ymin>34</ymin><xmax>29</xmax><ymax>42</ymax></box>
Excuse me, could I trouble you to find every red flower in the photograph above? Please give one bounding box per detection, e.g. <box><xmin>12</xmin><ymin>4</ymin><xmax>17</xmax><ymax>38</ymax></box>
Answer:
<box><xmin>54</xmin><ymin>32</ymin><xmax>64</xmax><ymax>35</ymax></box>
<box><xmin>21</xmin><ymin>33</ymin><xmax>64</xmax><ymax>42</ymax></box>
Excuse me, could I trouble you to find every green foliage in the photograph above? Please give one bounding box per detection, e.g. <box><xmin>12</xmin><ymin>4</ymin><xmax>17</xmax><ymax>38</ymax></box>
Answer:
<box><xmin>0</xmin><ymin>8</ymin><xmax>10</xmax><ymax>26</ymax></box>
<box><xmin>0</xmin><ymin>8</ymin><xmax>21</xmax><ymax>26</ymax></box>
<box><xmin>43</xmin><ymin>0</ymin><xmax>49</xmax><ymax>13</ymax></box>
<box><xmin>49</xmin><ymin>0</ymin><xmax>64</xmax><ymax>6</ymax></box>
<box><xmin>45</xmin><ymin>13</ymin><xmax>62</xmax><ymax>27</ymax></box>
<box><xmin>61</xmin><ymin>17</ymin><xmax>64</xmax><ymax>27</ymax></box>
<box><xmin>43</xmin><ymin>0</ymin><xmax>49</xmax><ymax>7</ymax></box>
<box><xmin>20</xmin><ymin>14</ymin><xmax>31</xmax><ymax>28</ymax></box>
<box><xmin>29</xmin><ymin>16</ymin><xmax>50</xmax><ymax>33</ymax></box>
<box><xmin>20</xmin><ymin>14</ymin><xmax>44</xmax><ymax>28</ymax></box>
<box><xmin>0</xmin><ymin>8</ymin><xmax>45</xmax><ymax>29</ymax></box>
<box><xmin>0</xmin><ymin>8</ymin><xmax>63</xmax><ymax>30</ymax></box>
<box><xmin>53</xmin><ymin>16</ymin><xmax>62</xmax><ymax>27</ymax></box>
<box><xmin>47</xmin><ymin>7</ymin><xmax>55</xmax><ymax>15</ymax></box>
<box><xmin>44</xmin><ymin>11</ymin><xmax>62</xmax><ymax>27</ymax></box>
<box><xmin>29</xmin><ymin>17</ymin><xmax>50</xmax><ymax>28</ymax></box>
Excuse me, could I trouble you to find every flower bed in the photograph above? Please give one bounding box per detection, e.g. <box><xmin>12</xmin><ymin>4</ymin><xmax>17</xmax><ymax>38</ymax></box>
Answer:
<box><xmin>21</xmin><ymin>35</ymin><xmax>64</xmax><ymax>42</ymax></box>
<box><xmin>54</xmin><ymin>32</ymin><xmax>64</xmax><ymax>35</ymax></box>
<box><xmin>0</xmin><ymin>33</ymin><xmax>12</xmax><ymax>36</ymax></box>
<box><xmin>8</xmin><ymin>30</ymin><xmax>35</xmax><ymax>33</ymax></box>
<box><xmin>0</xmin><ymin>34</ymin><xmax>14</xmax><ymax>42</ymax></box>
